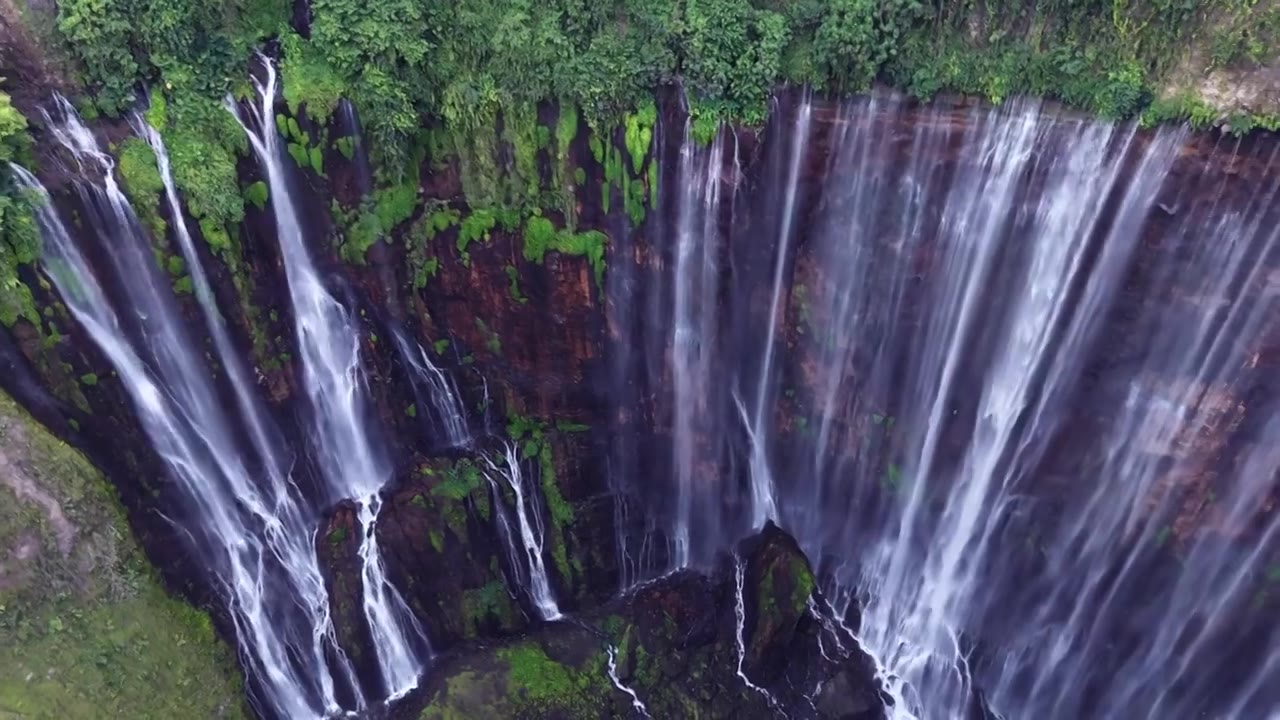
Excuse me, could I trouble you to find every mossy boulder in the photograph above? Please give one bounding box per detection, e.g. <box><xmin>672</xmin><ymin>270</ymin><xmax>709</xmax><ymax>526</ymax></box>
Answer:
<box><xmin>407</xmin><ymin>524</ymin><xmax>885</xmax><ymax>719</ymax></box>
<box><xmin>373</xmin><ymin>453</ymin><xmax>527</xmax><ymax>648</ymax></box>
<box><xmin>416</xmin><ymin>626</ymin><xmax>614</xmax><ymax>720</ymax></box>
<box><xmin>738</xmin><ymin>520</ymin><xmax>818</xmax><ymax>683</ymax></box>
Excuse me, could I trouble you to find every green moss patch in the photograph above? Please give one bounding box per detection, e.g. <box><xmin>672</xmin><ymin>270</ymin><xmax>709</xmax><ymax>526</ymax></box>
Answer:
<box><xmin>420</xmin><ymin>636</ymin><xmax>610</xmax><ymax>719</ymax></box>
<box><xmin>521</xmin><ymin>216</ymin><xmax>608</xmax><ymax>292</ymax></box>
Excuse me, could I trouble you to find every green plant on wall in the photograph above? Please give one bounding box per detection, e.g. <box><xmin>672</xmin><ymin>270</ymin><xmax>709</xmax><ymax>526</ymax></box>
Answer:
<box><xmin>408</xmin><ymin>207</ymin><xmax>459</xmax><ymax>289</ymax></box>
<box><xmin>522</xmin><ymin>215</ymin><xmax>608</xmax><ymax>292</ymax></box>
<box><xmin>505</xmin><ymin>264</ymin><xmax>529</xmax><ymax>304</ymax></box>
<box><xmin>277</xmin><ymin>113</ymin><xmax>327</xmax><ymax>175</ymax></box>
<box><xmin>0</xmin><ymin>92</ymin><xmax>40</xmax><ymax>332</ymax></box>
<box><xmin>242</xmin><ymin>181</ymin><xmax>269</xmax><ymax>210</ymax></box>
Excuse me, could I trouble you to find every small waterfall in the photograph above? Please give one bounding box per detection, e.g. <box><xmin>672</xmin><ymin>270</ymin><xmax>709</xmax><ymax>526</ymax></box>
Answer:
<box><xmin>606</xmin><ymin>644</ymin><xmax>651</xmax><ymax>718</ymax></box>
<box><xmin>669</xmin><ymin>124</ymin><xmax>728</xmax><ymax>568</ymax></box>
<box><xmin>134</xmin><ymin>113</ymin><xmax>367</xmax><ymax>712</ymax></box>
<box><xmin>742</xmin><ymin>93</ymin><xmax>812</xmax><ymax>528</ymax></box>
<box><xmin>337</xmin><ymin>99</ymin><xmax>373</xmax><ymax>194</ymax></box>
<box><xmin>392</xmin><ymin>331</ymin><xmax>471</xmax><ymax>449</ymax></box>
<box><xmin>18</xmin><ymin>99</ymin><xmax>356</xmax><ymax>718</ymax></box>
<box><xmin>732</xmin><ymin>554</ymin><xmax>779</xmax><ymax>708</ymax></box>
<box><xmin>229</xmin><ymin>58</ymin><xmax>427</xmax><ymax>700</ymax></box>
<box><xmin>483</xmin><ymin>442</ymin><xmax>562</xmax><ymax>621</ymax></box>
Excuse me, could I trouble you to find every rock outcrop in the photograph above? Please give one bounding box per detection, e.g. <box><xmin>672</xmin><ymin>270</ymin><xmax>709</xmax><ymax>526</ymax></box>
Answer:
<box><xmin>401</xmin><ymin>523</ymin><xmax>885</xmax><ymax>720</ymax></box>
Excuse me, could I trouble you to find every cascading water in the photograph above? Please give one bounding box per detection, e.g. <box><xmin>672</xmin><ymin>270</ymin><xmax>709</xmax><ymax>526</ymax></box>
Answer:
<box><xmin>777</xmin><ymin>96</ymin><xmax>1279</xmax><ymax>720</ymax></box>
<box><xmin>636</xmin><ymin>89</ymin><xmax>1280</xmax><ymax>718</ymax></box>
<box><xmin>15</xmin><ymin>64</ymin><xmax>1278</xmax><ymax>720</ymax></box>
<box><xmin>483</xmin><ymin>442</ymin><xmax>563</xmax><ymax>621</ymax></box>
<box><xmin>135</xmin><ymin>114</ymin><xmax>367</xmax><ymax>714</ymax></box>
<box><xmin>669</xmin><ymin>124</ymin><xmax>729</xmax><ymax>568</ymax></box>
<box><xmin>229</xmin><ymin>59</ymin><xmax>428</xmax><ymax>701</ymax></box>
<box><xmin>19</xmin><ymin>100</ymin><xmax>359</xmax><ymax>718</ymax></box>
<box><xmin>740</xmin><ymin>93</ymin><xmax>812</xmax><ymax>529</ymax></box>
<box><xmin>606</xmin><ymin>644</ymin><xmax>651</xmax><ymax>718</ymax></box>
<box><xmin>393</xmin><ymin>331</ymin><xmax>471</xmax><ymax>449</ymax></box>
<box><xmin>732</xmin><ymin>554</ymin><xmax>779</xmax><ymax>709</ymax></box>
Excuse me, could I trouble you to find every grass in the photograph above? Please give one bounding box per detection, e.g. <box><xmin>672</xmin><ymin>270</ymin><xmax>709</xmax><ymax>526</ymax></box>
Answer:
<box><xmin>0</xmin><ymin>391</ymin><xmax>245</xmax><ymax>718</ymax></box>
<box><xmin>499</xmin><ymin>643</ymin><xmax>585</xmax><ymax>706</ymax></box>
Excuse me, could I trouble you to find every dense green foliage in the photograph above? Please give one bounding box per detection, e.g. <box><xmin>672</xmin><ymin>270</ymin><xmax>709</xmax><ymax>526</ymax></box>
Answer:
<box><xmin>40</xmin><ymin>0</ymin><xmax>1280</xmax><ymax>185</ymax></box>
<box><xmin>0</xmin><ymin>91</ymin><xmax>39</xmax><ymax>330</ymax></box>
<box><xmin>53</xmin><ymin>0</ymin><xmax>284</xmax><ymax>256</ymax></box>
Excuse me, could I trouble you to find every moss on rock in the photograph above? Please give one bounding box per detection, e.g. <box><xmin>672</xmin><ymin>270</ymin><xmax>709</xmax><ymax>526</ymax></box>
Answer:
<box><xmin>414</xmin><ymin>524</ymin><xmax>881</xmax><ymax>720</ymax></box>
<box><xmin>741</xmin><ymin>521</ymin><xmax>817</xmax><ymax>683</ymax></box>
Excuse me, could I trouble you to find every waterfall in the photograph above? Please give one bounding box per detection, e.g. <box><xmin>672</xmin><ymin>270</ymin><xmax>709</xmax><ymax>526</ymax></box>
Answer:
<box><xmin>18</xmin><ymin>99</ymin><xmax>359</xmax><ymax>718</ymax></box>
<box><xmin>638</xmin><ymin>89</ymin><xmax>1280</xmax><ymax>718</ymax></box>
<box><xmin>135</xmin><ymin>113</ymin><xmax>368</xmax><ymax>712</ymax></box>
<box><xmin>483</xmin><ymin>442</ymin><xmax>563</xmax><ymax>621</ymax></box>
<box><xmin>392</xmin><ymin>331</ymin><xmax>471</xmax><ymax>449</ymax></box>
<box><xmin>742</xmin><ymin>92</ymin><xmax>812</xmax><ymax>528</ymax></box>
<box><xmin>669</xmin><ymin>124</ymin><xmax>728</xmax><ymax>568</ymax></box>
<box><xmin>798</xmin><ymin>99</ymin><xmax>1278</xmax><ymax>717</ymax></box>
<box><xmin>18</xmin><ymin>68</ymin><xmax>1279</xmax><ymax>720</ymax></box>
<box><xmin>785</xmin><ymin>98</ymin><xmax>1199</xmax><ymax>718</ymax></box>
<box><xmin>229</xmin><ymin>59</ymin><xmax>427</xmax><ymax>701</ymax></box>
<box><xmin>605</xmin><ymin>644</ymin><xmax>651</xmax><ymax>717</ymax></box>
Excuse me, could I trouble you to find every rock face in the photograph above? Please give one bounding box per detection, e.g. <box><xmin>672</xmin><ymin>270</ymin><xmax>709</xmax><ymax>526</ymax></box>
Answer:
<box><xmin>4</xmin><ymin>79</ymin><xmax>1278</xmax><ymax>718</ymax></box>
<box><xmin>738</xmin><ymin>522</ymin><xmax>820</xmax><ymax>683</ymax></box>
<box><xmin>402</xmin><ymin>523</ymin><xmax>885</xmax><ymax>720</ymax></box>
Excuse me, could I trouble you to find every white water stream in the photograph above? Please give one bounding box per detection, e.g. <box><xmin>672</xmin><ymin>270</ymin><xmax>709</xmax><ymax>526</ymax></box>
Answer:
<box><xmin>20</xmin><ymin>97</ymin><xmax>363</xmax><ymax>717</ymax></box>
<box><xmin>229</xmin><ymin>58</ymin><xmax>427</xmax><ymax>704</ymax></box>
<box><xmin>483</xmin><ymin>442</ymin><xmax>563</xmax><ymax>620</ymax></box>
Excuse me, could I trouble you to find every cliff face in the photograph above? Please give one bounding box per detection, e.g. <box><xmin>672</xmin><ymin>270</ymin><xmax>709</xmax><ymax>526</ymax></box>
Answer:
<box><xmin>3</xmin><ymin>78</ymin><xmax>1279</xmax><ymax>718</ymax></box>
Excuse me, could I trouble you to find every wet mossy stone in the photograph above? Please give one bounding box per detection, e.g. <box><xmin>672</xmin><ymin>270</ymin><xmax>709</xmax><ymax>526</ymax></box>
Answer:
<box><xmin>412</xmin><ymin>523</ymin><xmax>883</xmax><ymax>720</ymax></box>
<box><xmin>816</xmin><ymin>658</ymin><xmax>891</xmax><ymax>720</ymax></box>
<box><xmin>738</xmin><ymin>520</ymin><xmax>817</xmax><ymax>682</ymax></box>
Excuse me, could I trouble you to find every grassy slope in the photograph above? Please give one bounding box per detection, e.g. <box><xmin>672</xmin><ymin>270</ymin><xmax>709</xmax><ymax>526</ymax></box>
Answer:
<box><xmin>0</xmin><ymin>391</ymin><xmax>245</xmax><ymax>719</ymax></box>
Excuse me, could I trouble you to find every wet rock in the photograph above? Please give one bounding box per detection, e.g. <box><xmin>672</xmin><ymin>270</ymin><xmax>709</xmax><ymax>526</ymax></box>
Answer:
<box><xmin>816</xmin><ymin>659</ymin><xmax>888</xmax><ymax>720</ymax></box>
<box><xmin>399</xmin><ymin>524</ymin><xmax>885</xmax><ymax>720</ymax></box>
<box><xmin>739</xmin><ymin>520</ymin><xmax>818</xmax><ymax>683</ymax></box>
<box><xmin>371</xmin><ymin>452</ymin><xmax>527</xmax><ymax>648</ymax></box>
